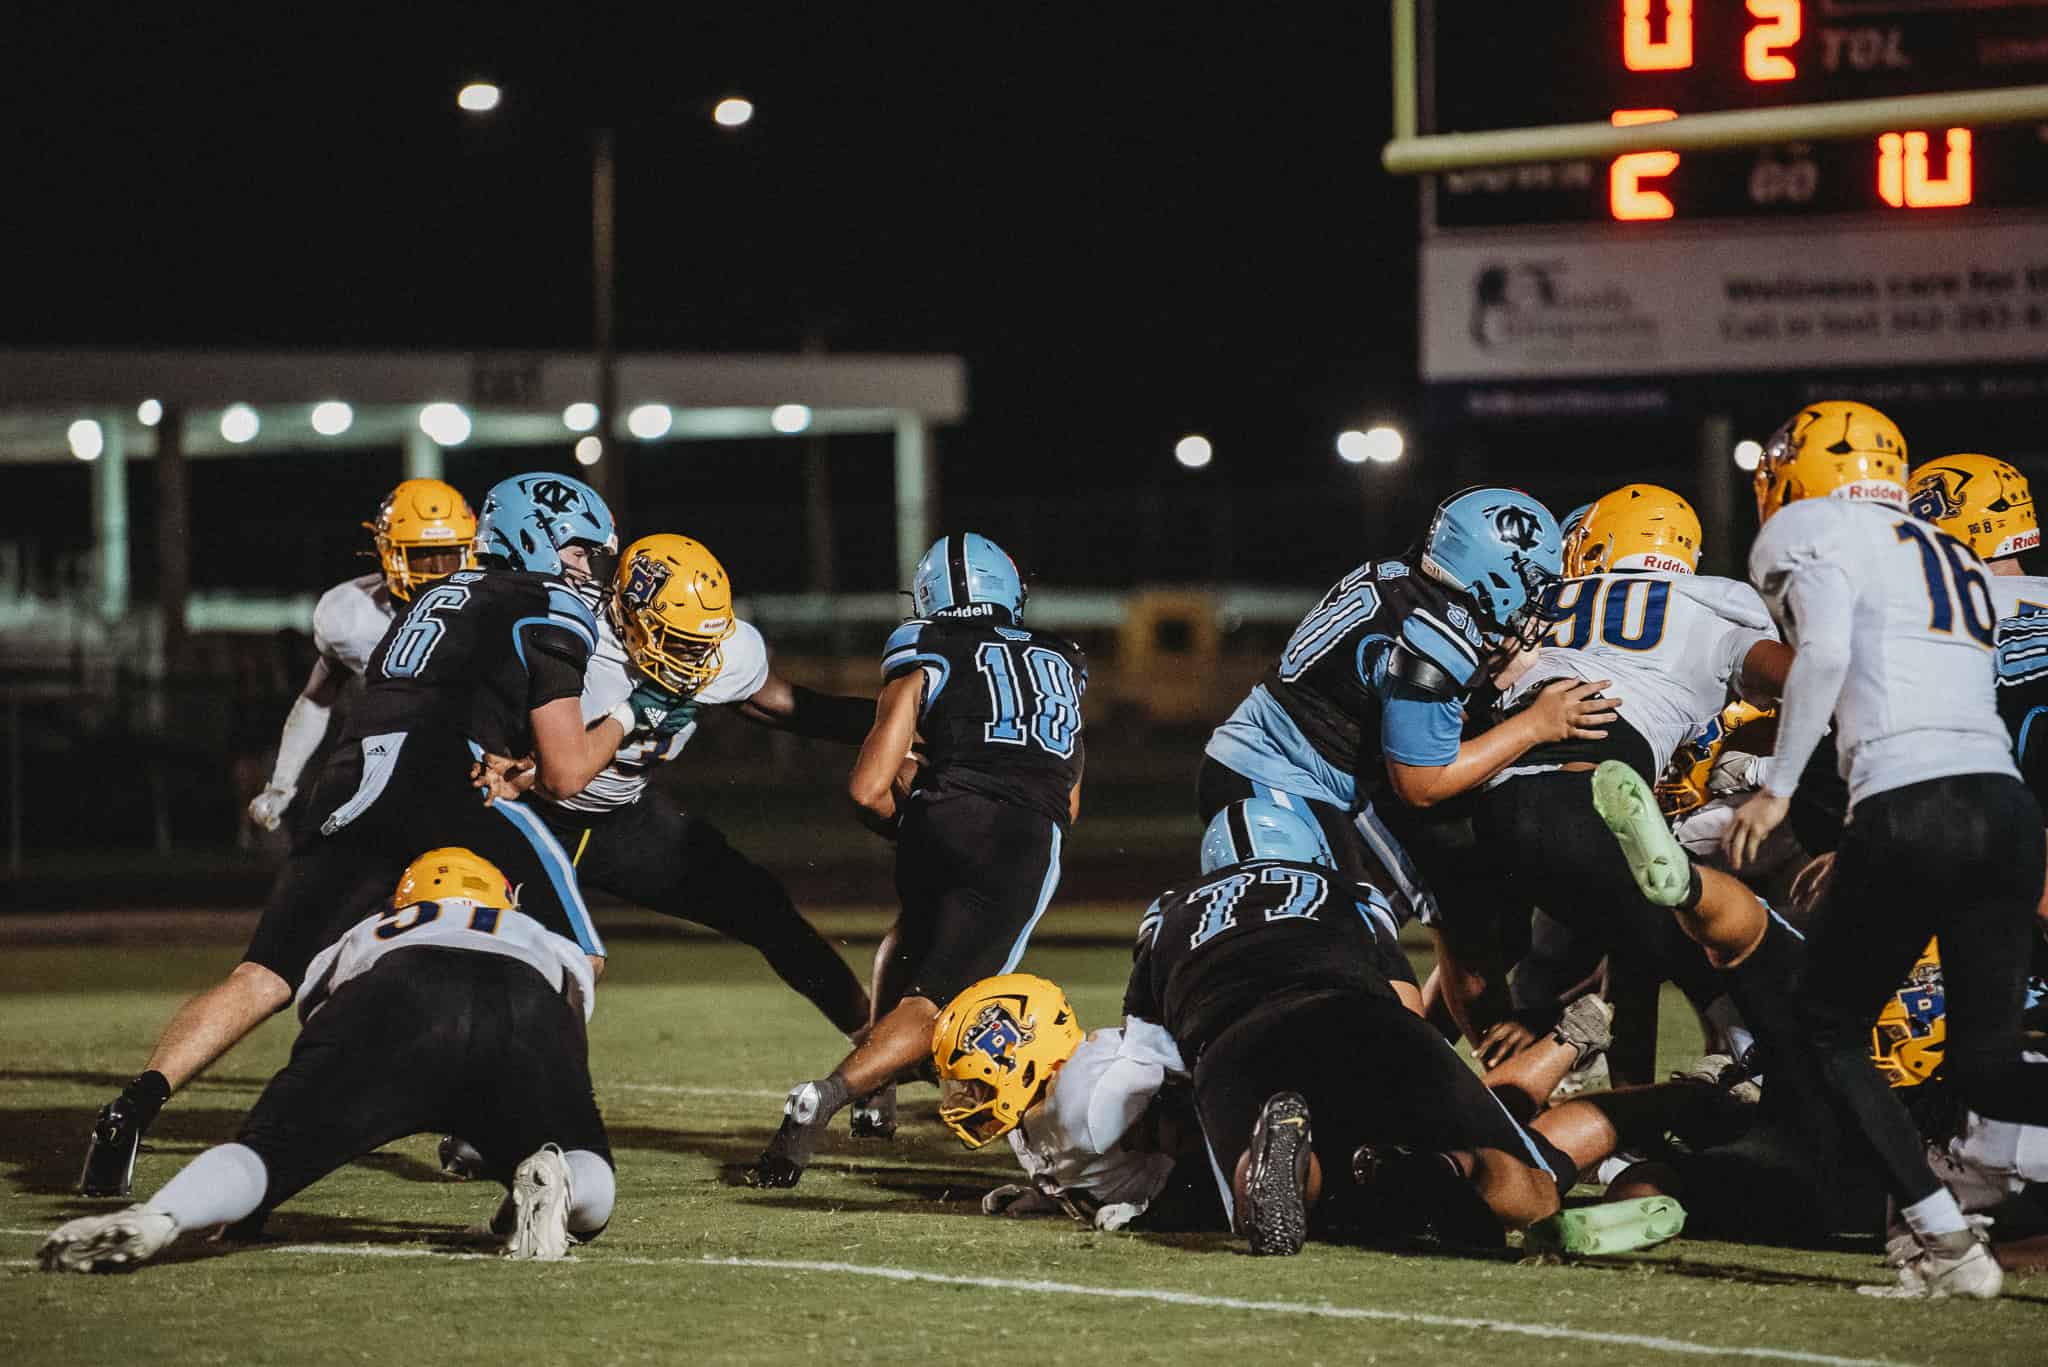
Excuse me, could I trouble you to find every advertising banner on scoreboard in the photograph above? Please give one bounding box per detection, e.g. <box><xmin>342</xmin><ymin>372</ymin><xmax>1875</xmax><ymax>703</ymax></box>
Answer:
<box><xmin>1420</xmin><ymin>220</ymin><xmax>2048</xmax><ymax>382</ymax></box>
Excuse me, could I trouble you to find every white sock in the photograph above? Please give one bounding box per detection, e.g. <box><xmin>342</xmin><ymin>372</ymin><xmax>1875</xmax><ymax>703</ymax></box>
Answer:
<box><xmin>563</xmin><ymin>1150</ymin><xmax>615</xmax><ymax>1235</ymax></box>
<box><xmin>145</xmin><ymin>1143</ymin><xmax>269</xmax><ymax>1230</ymax></box>
<box><xmin>1901</xmin><ymin>1188</ymin><xmax>1968</xmax><ymax>1241</ymax></box>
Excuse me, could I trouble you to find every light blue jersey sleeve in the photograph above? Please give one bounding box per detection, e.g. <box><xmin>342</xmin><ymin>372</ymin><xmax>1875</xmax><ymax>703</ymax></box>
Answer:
<box><xmin>1374</xmin><ymin>648</ymin><xmax>1463</xmax><ymax>767</ymax></box>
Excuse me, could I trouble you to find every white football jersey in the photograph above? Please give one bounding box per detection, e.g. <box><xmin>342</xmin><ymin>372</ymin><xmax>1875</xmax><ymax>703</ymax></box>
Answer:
<box><xmin>1497</xmin><ymin>571</ymin><xmax>1775</xmax><ymax>778</ymax></box>
<box><xmin>1750</xmin><ymin>497</ymin><xmax>2017</xmax><ymax>807</ymax></box>
<box><xmin>1990</xmin><ymin>573</ymin><xmax>2048</xmax><ymax>624</ymax></box>
<box><xmin>311</xmin><ymin>572</ymin><xmax>396</xmax><ymax>677</ymax></box>
<box><xmin>550</xmin><ymin>617</ymin><xmax>771</xmax><ymax>815</ymax></box>
<box><xmin>296</xmin><ymin>900</ymin><xmax>596</xmax><ymax>1023</ymax></box>
<box><xmin>1006</xmin><ymin>1019</ymin><xmax>1185</xmax><ymax>1212</ymax></box>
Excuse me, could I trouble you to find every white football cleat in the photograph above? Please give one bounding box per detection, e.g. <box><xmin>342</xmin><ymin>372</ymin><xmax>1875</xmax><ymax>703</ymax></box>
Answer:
<box><xmin>1858</xmin><ymin>1238</ymin><xmax>2002</xmax><ymax>1300</ymax></box>
<box><xmin>37</xmin><ymin>1206</ymin><xmax>179</xmax><ymax>1273</ymax></box>
<box><xmin>503</xmin><ymin>1144</ymin><xmax>574</xmax><ymax>1261</ymax></box>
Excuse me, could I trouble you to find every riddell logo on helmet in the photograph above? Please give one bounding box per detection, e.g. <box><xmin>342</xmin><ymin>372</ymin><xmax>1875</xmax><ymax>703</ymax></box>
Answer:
<box><xmin>941</xmin><ymin>602</ymin><xmax>995</xmax><ymax>617</ymax></box>
<box><xmin>1638</xmin><ymin>554</ymin><xmax>1689</xmax><ymax>573</ymax></box>
<box><xmin>1833</xmin><ymin>481</ymin><xmax>1906</xmax><ymax>507</ymax></box>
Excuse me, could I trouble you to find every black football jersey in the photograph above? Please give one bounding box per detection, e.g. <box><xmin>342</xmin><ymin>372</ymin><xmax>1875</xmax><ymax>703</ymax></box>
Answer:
<box><xmin>1996</xmin><ymin>613</ymin><xmax>2048</xmax><ymax>803</ymax></box>
<box><xmin>1258</xmin><ymin>560</ymin><xmax>1488</xmax><ymax>792</ymax></box>
<box><xmin>346</xmin><ymin>570</ymin><xmax>598</xmax><ymax>758</ymax></box>
<box><xmin>881</xmin><ymin>615</ymin><xmax>1088</xmax><ymax>827</ymax></box>
<box><xmin>1122</xmin><ymin>858</ymin><xmax>1415</xmax><ymax>1060</ymax></box>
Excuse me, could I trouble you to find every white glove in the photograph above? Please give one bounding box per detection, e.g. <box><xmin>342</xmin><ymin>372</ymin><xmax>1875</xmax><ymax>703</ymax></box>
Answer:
<box><xmin>1093</xmin><ymin>1202</ymin><xmax>1146</xmax><ymax>1232</ymax></box>
<box><xmin>980</xmin><ymin>1184</ymin><xmax>1063</xmax><ymax>1217</ymax></box>
<box><xmin>248</xmin><ymin>785</ymin><xmax>296</xmax><ymax>831</ymax></box>
<box><xmin>1707</xmin><ymin>750</ymin><xmax>1770</xmax><ymax>797</ymax></box>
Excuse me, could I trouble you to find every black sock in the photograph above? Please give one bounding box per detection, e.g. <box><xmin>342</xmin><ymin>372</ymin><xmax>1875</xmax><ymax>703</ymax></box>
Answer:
<box><xmin>811</xmin><ymin>1072</ymin><xmax>852</xmax><ymax>1123</ymax></box>
<box><xmin>121</xmin><ymin>1070</ymin><xmax>171</xmax><ymax>1124</ymax></box>
<box><xmin>1678</xmin><ymin>866</ymin><xmax>1704</xmax><ymax>913</ymax></box>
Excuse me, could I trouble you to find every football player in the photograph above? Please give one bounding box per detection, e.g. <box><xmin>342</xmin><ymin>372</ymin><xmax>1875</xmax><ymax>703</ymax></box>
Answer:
<box><xmin>1710</xmin><ymin>400</ymin><xmax>2048</xmax><ymax>1298</ymax></box>
<box><xmin>532</xmin><ymin>535</ymin><xmax>876</xmax><ymax>1048</ymax></box>
<box><xmin>79</xmin><ymin>473</ymin><xmax>626</xmax><ymax>1197</ymax></box>
<box><xmin>41</xmin><ymin>850</ymin><xmax>612</xmax><ymax>1271</ymax></box>
<box><xmin>746</xmin><ymin>533</ymin><xmax>1086</xmax><ymax>1187</ymax></box>
<box><xmin>1443</xmin><ymin>485</ymin><xmax>1790</xmax><ymax>1052</ymax></box>
<box><xmin>247</xmin><ymin>479</ymin><xmax>478</xmax><ymax>832</ymax></box>
<box><xmin>1125</xmin><ymin>796</ymin><xmax>1574</xmax><ymax>1255</ymax></box>
<box><xmin>1200</xmin><ymin>486</ymin><xmax>1613</xmax><ymax>932</ymax></box>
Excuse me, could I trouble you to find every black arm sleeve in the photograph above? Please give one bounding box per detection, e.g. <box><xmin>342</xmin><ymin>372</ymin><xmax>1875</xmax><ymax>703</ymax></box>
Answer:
<box><xmin>520</xmin><ymin>623</ymin><xmax>592</xmax><ymax>710</ymax></box>
<box><xmin>780</xmin><ymin>684</ymin><xmax>877</xmax><ymax>746</ymax></box>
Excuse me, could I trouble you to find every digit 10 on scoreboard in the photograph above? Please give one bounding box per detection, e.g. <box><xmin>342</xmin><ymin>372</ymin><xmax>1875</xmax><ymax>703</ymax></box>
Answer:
<box><xmin>1425</xmin><ymin>0</ymin><xmax>2048</xmax><ymax>230</ymax></box>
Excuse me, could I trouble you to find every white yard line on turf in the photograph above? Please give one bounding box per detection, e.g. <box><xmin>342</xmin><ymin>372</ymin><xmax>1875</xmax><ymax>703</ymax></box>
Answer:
<box><xmin>0</xmin><ymin>1229</ymin><xmax>1917</xmax><ymax>1367</ymax></box>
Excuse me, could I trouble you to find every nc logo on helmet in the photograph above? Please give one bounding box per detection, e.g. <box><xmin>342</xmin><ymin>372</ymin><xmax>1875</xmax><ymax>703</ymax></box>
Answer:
<box><xmin>957</xmin><ymin>1003</ymin><xmax>1033</xmax><ymax>1073</ymax></box>
<box><xmin>622</xmin><ymin>555</ymin><xmax>673</xmax><ymax>609</ymax></box>
<box><xmin>1492</xmin><ymin>505</ymin><xmax>1544</xmax><ymax>551</ymax></box>
<box><xmin>525</xmin><ymin>478</ymin><xmax>586</xmax><ymax>517</ymax></box>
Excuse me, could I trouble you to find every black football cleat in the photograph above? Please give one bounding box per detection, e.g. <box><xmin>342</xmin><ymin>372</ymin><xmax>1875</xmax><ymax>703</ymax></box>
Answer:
<box><xmin>848</xmin><ymin>1085</ymin><xmax>897</xmax><ymax>1140</ymax></box>
<box><xmin>744</xmin><ymin>1082</ymin><xmax>834</xmax><ymax>1189</ymax></box>
<box><xmin>78</xmin><ymin>1099</ymin><xmax>148</xmax><ymax>1198</ymax></box>
<box><xmin>1241</xmin><ymin>1092</ymin><xmax>1313</xmax><ymax>1256</ymax></box>
<box><xmin>438</xmin><ymin>1135</ymin><xmax>487</xmax><ymax>1181</ymax></box>
<box><xmin>1349</xmin><ymin>1144</ymin><xmax>1503</xmax><ymax>1249</ymax></box>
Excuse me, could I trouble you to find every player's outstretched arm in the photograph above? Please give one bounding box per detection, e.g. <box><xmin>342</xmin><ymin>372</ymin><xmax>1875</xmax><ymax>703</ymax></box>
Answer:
<box><xmin>848</xmin><ymin>673</ymin><xmax>923</xmax><ymax>835</ymax></box>
<box><xmin>1725</xmin><ymin>570</ymin><xmax>1853</xmax><ymax>869</ymax></box>
<box><xmin>528</xmin><ymin>697</ymin><xmax>627</xmax><ymax>802</ymax></box>
<box><xmin>734</xmin><ymin>670</ymin><xmax>876</xmax><ymax>744</ymax></box>
<box><xmin>1385</xmin><ymin>678</ymin><xmax>1619</xmax><ymax>808</ymax></box>
<box><xmin>248</xmin><ymin>657</ymin><xmax>346</xmax><ymax>831</ymax></box>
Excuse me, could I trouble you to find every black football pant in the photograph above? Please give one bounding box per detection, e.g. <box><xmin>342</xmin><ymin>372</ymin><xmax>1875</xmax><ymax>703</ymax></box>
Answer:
<box><xmin>245</xmin><ymin>730</ymin><xmax>603</xmax><ymax>989</ymax></box>
<box><xmin>541</xmin><ymin>790</ymin><xmax>870</xmax><ymax>1037</ymax></box>
<box><xmin>236</xmin><ymin>948</ymin><xmax>610</xmax><ymax>1220</ymax></box>
<box><xmin>890</xmin><ymin>791</ymin><xmax>1062</xmax><ymax>1008</ymax></box>
<box><xmin>1789</xmin><ymin>772</ymin><xmax>2048</xmax><ymax>1208</ymax></box>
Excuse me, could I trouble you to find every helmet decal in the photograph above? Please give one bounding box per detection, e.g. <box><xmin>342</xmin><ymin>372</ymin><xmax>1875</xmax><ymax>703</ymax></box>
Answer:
<box><xmin>1493</xmin><ymin>505</ymin><xmax>1544</xmax><ymax>551</ymax></box>
<box><xmin>956</xmin><ymin>1002</ymin><xmax>1032</xmax><ymax>1073</ymax></box>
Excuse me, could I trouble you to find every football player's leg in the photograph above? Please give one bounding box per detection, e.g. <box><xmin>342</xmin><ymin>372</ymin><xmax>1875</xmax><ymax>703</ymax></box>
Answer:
<box><xmin>1189</xmin><ymin>1004</ymin><xmax>1323</xmax><ymax>1252</ymax></box>
<box><xmin>1593</xmin><ymin>760</ymin><xmax>1777</xmax><ymax>966</ymax></box>
<box><xmin>1927</xmin><ymin>779</ymin><xmax>2048</xmax><ymax>1126</ymax></box>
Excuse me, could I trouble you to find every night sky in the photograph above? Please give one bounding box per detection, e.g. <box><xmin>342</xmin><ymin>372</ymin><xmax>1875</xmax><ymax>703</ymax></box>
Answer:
<box><xmin>1</xmin><ymin>7</ymin><xmax>1427</xmax><ymax>595</ymax></box>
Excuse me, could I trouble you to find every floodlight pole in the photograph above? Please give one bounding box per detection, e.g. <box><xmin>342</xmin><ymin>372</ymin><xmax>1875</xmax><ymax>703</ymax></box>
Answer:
<box><xmin>592</xmin><ymin>127</ymin><xmax>624</xmax><ymax>513</ymax></box>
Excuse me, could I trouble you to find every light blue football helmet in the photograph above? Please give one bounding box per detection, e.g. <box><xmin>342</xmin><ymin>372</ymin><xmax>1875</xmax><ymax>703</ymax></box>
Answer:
<box><xmin>475</xmin><ymin>472</ymin><xmax>619</xmax><ymax>577</ymax></box>
<box><xmin>1419</xmin><ymin>486</ymin><xmax>1564</xmax><ymax>634</ymax></box>
<box><xmin>1560</xmin><ymin>502</ymin><xmax>1594</xmax><ymax>541</ymax></box>
<box><xmin>1198</xmin><ymin>797</ymin><xmax>1333</xmax><ymax>875</ymax></box>
<box><xmin>911</xmin><ymin>533</ymin><xmax>1027</xmax><ymax>622</ymax></box>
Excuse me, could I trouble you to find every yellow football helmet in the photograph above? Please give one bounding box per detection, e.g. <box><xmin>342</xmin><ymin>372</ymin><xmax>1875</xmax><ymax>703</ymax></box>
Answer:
<box><xmin>932</xmin><ymin>973</ymin><xmax>1085</xmax><ymax>1148</ymax></box>
<box><xmin>1871</xmin><ymin>939</ymin><xmax>1944</xmax><ymax>1089</ymax></box>
<box><xmin>1655</xmin><ymin>699</ymin><xmax>1772</xmax><ymax>817</ymax></box>
<box><xmin>1566</xmin><ymin>483</ymin><xmax>1702</xmax><ymax>577</ymax></box>
<box><xmin>366</xmin><ymin>478</ymin><xmax>477</xmax><ymax>601</ymax></box>
<box><xmin>609</xmin><ymin>534</ymin><xmax>739</xmax><ymax>696</ymax></box>
<box><xmin>392</xmin><ymin>847</ymin><xmax>516</xmax><ymax>911</ymax></box>
<box><xmin>1754</xmin><ymin>400</ymin><xmax>1908</xmax><ymax>524</ymax></box>
<box><xmin>1908</xmin><ymin>454</ymin><xmax>2039</xmax><ymax>561</ymax></box>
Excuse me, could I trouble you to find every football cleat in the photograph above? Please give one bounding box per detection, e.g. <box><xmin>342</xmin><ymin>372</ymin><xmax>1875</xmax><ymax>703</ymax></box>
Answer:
<box><xmin>37</xmin><ymin>1206</ymin><xmax>179</xmax><ymax>1273</ymax></box>
<box><xmin>745</xmin><ymin>1082</ymin><xmax>832</xmax><ymax>1188</ymax></box>
<box><xmin>438</xmin><ymin>1135</ymin><xmax>488</xmax><ymax>1181</ymax></box>
<box><xmin>848</xmin><ymin>1085</ymin><xmax>897</xmax><ymax>1140</ymax></box>
<box><xmin>1590</xmin><ymin>761</ymin><xmax>1695</xmax><ymax>908</ymax></box>
<box><xmin>1551</xmin><ymin>994</ymin><xmax>1614</xmax><ymax>1070</ymax></box>
<box><xmin>78</xmin><ymin>1098</ymin><xmax>150</xmax><ymax>1197</ymax></box>
<box><xmin>503</xmin><ymin>1144</ymin><xmax>574</xmax><ymax>1261</ymax></box>
<box><xmin>1241</xmin><ymin>1092</ymin><xmax>1313</xmax><ymax>1256</ymax></box>
<box><xmin>1674</xmin><ymin>1053</ymin><xmax>1763</xmax><ymax>1106</ymax></box>
<box><xmin>1524</xmin><ymin>1196</ymin><xmax>1686</xmax><ymax>1257</ymax></box>
<box><xmin>1349</xmin><ymin>1144</ymin><xmax>1505</xmax><ymax>1249</ymax></box>
<box><xmin>1859</xmin><ymin>1236</ymin><xmax>2002</xmax><ymax>1300</ymax></box>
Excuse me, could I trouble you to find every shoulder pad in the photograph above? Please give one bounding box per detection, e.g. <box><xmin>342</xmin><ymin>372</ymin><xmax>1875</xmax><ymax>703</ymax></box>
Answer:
<box><xmin>544</xmin><ymin>584</ymin><xmax>600</xmax><ymax>633</ymax></box>
<box><xmin>1135</xmin><ymin>896</ymin><xmax>1167</xmax><ymax>950</ymax></box>
<box><xmin>1393</xmin><ymin>609</ymin><xmax>1481</xmax><ymax>693</ymax></box>
<box><xmin>883</xmin><ymin>619</ymin><xmax>928</xmax><ymax>658</ymax></box>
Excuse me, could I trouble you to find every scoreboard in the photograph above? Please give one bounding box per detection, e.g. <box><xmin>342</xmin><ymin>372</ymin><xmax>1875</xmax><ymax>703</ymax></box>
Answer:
<box><xmin>1425</xmin><ymin>0</ymin><xmax>2048</xmax><ymax>228</ymax></box>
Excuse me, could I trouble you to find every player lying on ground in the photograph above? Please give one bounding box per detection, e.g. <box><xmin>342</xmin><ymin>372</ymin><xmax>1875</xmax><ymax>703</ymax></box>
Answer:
<box><xmin>247</xmin><ymin>479</ymin><xmax>478</xmax><ymax>833</ymax></box>
<box><xmin>41</xmin><ymin>850</ymin><xmax>614</xmax><ymax>1272</ymax></box>
<box><xmin>1124</xmin><ymin>796</ymin><xmax>1578</xmax><ymax>1255</ymax></box>
<box><xmin>80</xmin><ymin>474</ymin><xmax>625</xmax><ymax>1198</ymax></box>
<box><xmin>747</xmin><ymin>534</ymin><xmax>1086</xmax><ymax>1188</ymax></box>
<box><xmin>927</xmin><ymin>966</ymin><xmax>1613</xmax><ymax>1238</ymax></box>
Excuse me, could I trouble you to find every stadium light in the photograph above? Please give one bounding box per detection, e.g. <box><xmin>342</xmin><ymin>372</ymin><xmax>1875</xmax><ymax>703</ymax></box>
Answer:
<box><xmin>67</xmin><ymin>419</ymin><xmax>104</xmax><ymax>462</ymax></box>
<box><xmin>574</xmin><ymin>436</ymin><xmax>604</xmax><ymax>466</ymax></box>
<box><xmin>627</xmin><ymin>403</ymin><xmax>674</xmax><ymax>440</ymax></box>
<box><xmin>1174</xmin><ymin>435</ymin><xmax>1214</xmax><ymax>470</ymax></box>
<box><xmin>457</xmin><ymin>82</ymin><xmax>502</xmax><ymax>114</ymax></box>
<box><xmin>713</xmin><ymin>97</ymin><xmax>755</xmax><ymax>128</ymax></box>
<box><xmin>1337</xmin><ymin>429</ymin><xmax>1371</xmax><ymax>464</ymax></box>
<box><xmin>136</xmin><ymin>398</ymin><xmax>162</xmax><ymax>428</ymax></box>
<box><xmin>310</xmin><ymin>401</ymin><xmax>354</xmax><ymax>437</ymax></box>
<box><xmin>1733</xmin><ymin>439</ymin><xmax>1763</xmax><ymax>472</ymax></box>
<box><xmin>220</xmin><ymin>404</ymin><xmax>260</xmax><ymax>444</ymax></box>
<box><xmin>419</xmin><ymin>402</ymin><xmax>472</xmax><ymax>447</ymax></box>
<box><xmin>770</xmin><ymin>403</ymin><xmax>812</xmax><ymax>434</ymax></box>
<box><xmin>1364</xmin><ymin>425</ymin><xmax>1405</xmax><ymax>465</ymax></box>
<box><xmin>562</xmin><ymin>402</ymin><xmax>599</xmax><ymax>433</ymax></box>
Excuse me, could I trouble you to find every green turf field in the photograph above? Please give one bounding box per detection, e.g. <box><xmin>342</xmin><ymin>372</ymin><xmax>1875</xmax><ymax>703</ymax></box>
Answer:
<box><xmin>3</xmin><ymin>935</ymin><xmax>2042</xmax><ymax>1365</ymax></box>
